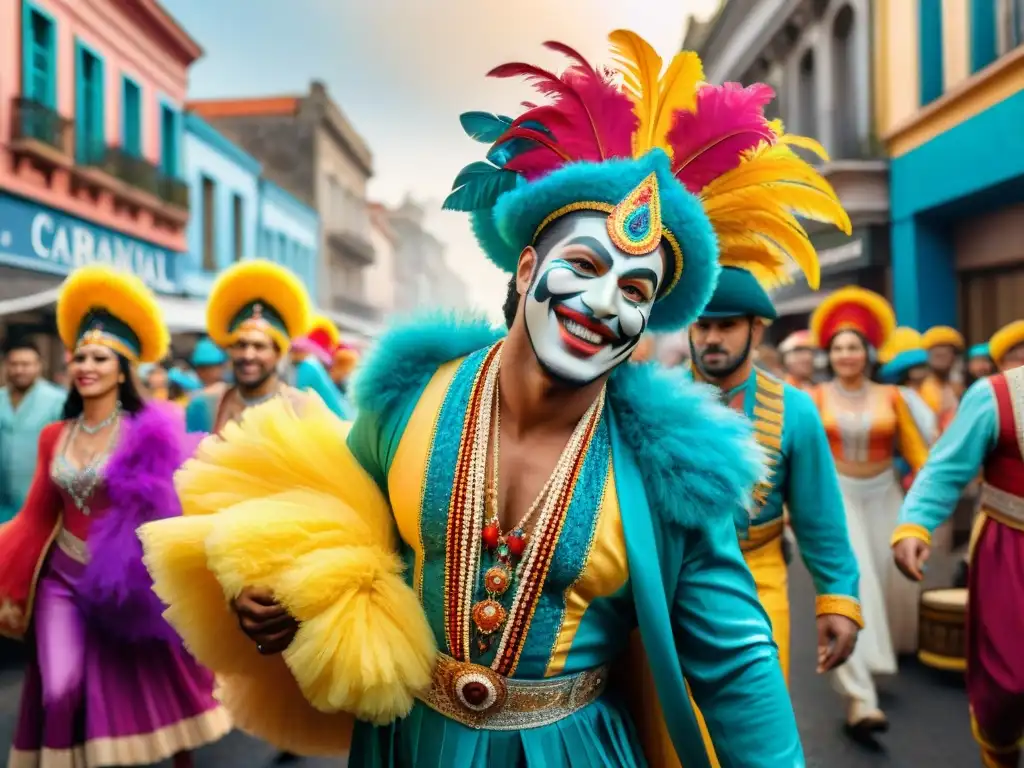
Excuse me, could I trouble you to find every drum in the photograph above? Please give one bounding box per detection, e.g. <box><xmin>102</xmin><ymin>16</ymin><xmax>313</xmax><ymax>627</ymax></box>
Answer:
<box><xmin>918</xmin><ymin>588</ymin><xmax>967</xmax><ymax>671</ymax></box>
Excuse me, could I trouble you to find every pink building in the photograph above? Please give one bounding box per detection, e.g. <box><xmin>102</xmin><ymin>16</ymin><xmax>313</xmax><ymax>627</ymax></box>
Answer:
<box><xmin>0</xmin><ymin>0</ymin><xmax>201</xmax><ymax>307</ymax></box>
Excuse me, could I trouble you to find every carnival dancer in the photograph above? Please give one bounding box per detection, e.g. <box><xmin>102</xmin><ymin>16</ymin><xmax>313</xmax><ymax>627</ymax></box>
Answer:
<box><xmin>779</xmin><ymin>330</ymin><xmax>815</xmax><ymax>390</ymax></box>
<box><xmin>892</xmin><ymin>319</ymin><xmax>1024</xmax><ymax>768</ymax></box>
<box><xmin>190</xmin><ymin>337</ymin><xmax>228</xmax><ymax>390</ymax></box>
<box><xmin>686</xmin><ymin>266</ymin><xmax>861</xmax><ymax>763</ymax></box>
<box><xmin>921</xmin><ymin>325</ymin><xmax>965</xmax><ymax>431</ymax></box>
<box><xmin>138</xmin><ymin>31</ymin><xmax>851</xmax><ymax>767</ymax></box>
<box><xmin>0</xmin><ymin>265</ymin><xmax>230</xmax><ymax>767</ymax></box>
<box><xmin>878</xmin><ymin>327</ymin><xmax>938</xmax><ymax>446</ymax></box>
<box><xmin>965</xmin><ymin>343</ymin><xmax>996</xmax><ymax>388</ymax></box>
<box><xmin>808</xmin><ymin>287</ymin><xmax>930</xmax><ymax>736</ymax></box>
<box><xmin>184</xmin><ymin>259</ymin><xmax>313</xmax><ymax>434</ymax></box>
<box><xmin>289</xmin><ymin>314</ymin><xmax>351</xmax><ymax>418</ymax></box>
<box><xmin>331</xmin><ymin>342</ymin><xmax>360</xmax><ymax>412</ymax></box>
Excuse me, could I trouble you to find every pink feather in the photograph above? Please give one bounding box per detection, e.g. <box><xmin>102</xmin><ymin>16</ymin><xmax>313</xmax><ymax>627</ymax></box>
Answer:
<box><xmin>489</xmin><ymin>47</ymin><xmax>637</xmax><ymax>180</ymax></box>
<box><xmin>667</xmin><ymin>82</ymin><xmax>777</xmax><ymax>193</ymax></box>
<box><xmin>542</xmin><ymin>41</ymin><xmax>593</xmax><ymax>71</ymax></box>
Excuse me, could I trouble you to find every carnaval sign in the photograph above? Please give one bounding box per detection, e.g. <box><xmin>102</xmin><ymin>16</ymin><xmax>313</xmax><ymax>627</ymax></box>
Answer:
<box><xmin>0</xmin><ymin>193</ymin><xmax>180</xmax><ymax>293</ymax></box>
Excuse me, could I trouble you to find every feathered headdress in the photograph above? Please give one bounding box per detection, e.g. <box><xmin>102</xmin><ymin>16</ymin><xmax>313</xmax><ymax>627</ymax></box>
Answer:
<box><xmin>990</xmin><ymin>321</ymin><xmax>1024</xmax><ymax>365</ymax></box>
<box><xmin>810</xmin><ymin>286</ymin><xmax>895</xmax><ymax>350</ymax></box>
<box><xmin>207</xmin><ymin>260</ymin><xmax>313</xmax><ymax>353</ymax></box>
<box><xmin>444</xmin><ymin>31</ymin><xmax>850</xmax><ymax>330</ymax></box>
<box><xmin>921</xmin><ymin>326</ymin><xmax>965</xmax><ymax>351</ymax></box>
<box><xmin>877</xmin><ymin>327</ymin><xmax>928</xmax><ymax>384</ymax></box>
<box><xmin>292</xmin><ymin>314</ymin><xmax>342</xmax><ymax>366</ymax></box>
<box><xmin>57</xmin><ymin>265</ymin><xmax>169</xmax><ymax>364</ymax></box>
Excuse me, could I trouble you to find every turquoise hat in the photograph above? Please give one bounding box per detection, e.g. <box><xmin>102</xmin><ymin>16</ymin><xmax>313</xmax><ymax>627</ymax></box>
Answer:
<box><xmin>967</xmin><ymin>343</ymin><xmax>991</xmax><ymax>360</ymax></box>
<box><xmin>878</xmin><ymin>348</ymin><xmax>929</xmax><ymax>384</ymax></box>
<box><xmin>168</xmin><ymin>368</ymin><xmax>202</xmax><ymax>392</ymax></box>
<box><xmin>191</xmin><ymin>337</ymin><xmax>227</xmax><ymax>368</ymax></box>
<box><xmin>698</xmin><ymin>267</ymin><xmax>778</xmax><ymax>321</ymax></box>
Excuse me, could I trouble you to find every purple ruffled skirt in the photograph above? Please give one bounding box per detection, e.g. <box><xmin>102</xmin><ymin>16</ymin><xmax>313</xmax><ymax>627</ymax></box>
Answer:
<box><xmin>8</xmin><ymin>547</ymin><xmax>231</xmax><ymax>767</ymax></box>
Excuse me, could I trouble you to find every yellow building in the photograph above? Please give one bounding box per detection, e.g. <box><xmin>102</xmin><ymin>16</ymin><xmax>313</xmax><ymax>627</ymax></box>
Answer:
<box><xmin>875</xmin><ymin>0</ymin><xmax>1024</xmax><ymax>341</ymax></box>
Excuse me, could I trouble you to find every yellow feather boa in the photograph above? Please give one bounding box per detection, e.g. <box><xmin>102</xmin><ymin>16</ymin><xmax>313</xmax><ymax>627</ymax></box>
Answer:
<box><xmin>138</xmin><ymin>397</ymin><xmax>437</xmax><ymax>755</ymax></box>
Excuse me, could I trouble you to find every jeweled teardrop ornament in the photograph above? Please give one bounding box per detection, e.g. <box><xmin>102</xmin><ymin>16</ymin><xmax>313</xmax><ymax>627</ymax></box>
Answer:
<box><xmin>607</xmin><ymin>172</ymin><xmax>662</xmax><ymax>255</ymax></box>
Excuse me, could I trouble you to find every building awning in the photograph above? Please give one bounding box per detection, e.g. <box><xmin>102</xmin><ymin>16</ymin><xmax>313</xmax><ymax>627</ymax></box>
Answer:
<box><xmin>0</xmin><ymin>286</ymin><xmax>61</xmax><ymax>317</ymax></box>
<box><xmin>772</xmin><ymin>290</ymin><xmax>834</xmax><ymax>317</ymax></box>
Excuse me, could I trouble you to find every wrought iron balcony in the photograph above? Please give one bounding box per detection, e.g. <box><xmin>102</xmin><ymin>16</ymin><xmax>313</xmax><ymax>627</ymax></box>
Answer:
<box><xmin>156</xmin><ymin>175</ymin><xmax>189</xmax><ymax>210</ymax></box>
<box><xmin>10</xmin><ymin>97</ymin><xmax>72</xmax><ymax>158</ymax></box>
<box><xmin>75</xmin><ymin>144</ymin><xmax>189</xmax><ymax>211</ymax></box>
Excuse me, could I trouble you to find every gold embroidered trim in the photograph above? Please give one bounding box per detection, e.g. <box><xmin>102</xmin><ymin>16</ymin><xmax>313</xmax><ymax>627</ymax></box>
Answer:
<box><xmin>750</xmin><ymin>371</ymin><xmax>785</xmax><ymax>510</ymax></box>
<box><xmin>815</xmin><ymin>594</ymin><xmax>864</xmax><ymax>628</ymax></box>
<box><xmin>890</xmin><ymin>522</ymin><xmax>932</xmax><ymax>547</ymax></box>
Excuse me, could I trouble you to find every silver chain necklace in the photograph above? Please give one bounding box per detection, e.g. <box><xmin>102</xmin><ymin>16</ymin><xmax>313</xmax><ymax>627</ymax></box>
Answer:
<box><xmin>78</xmin><ymin>401</ymin><xmax>122</xmax><ymax>435</ymax></box>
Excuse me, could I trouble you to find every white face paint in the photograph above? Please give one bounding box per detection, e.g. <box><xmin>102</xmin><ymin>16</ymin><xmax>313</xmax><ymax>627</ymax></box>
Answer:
<box><xmin>524</xmin><ymin>213</ymin><xmax>665</xmax><ymax>385</ymax></box>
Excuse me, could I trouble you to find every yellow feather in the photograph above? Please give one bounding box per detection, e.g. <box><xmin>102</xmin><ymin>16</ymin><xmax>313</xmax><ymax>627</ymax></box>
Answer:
<box><xmin>609</xmin><ymin>30</ymin><xmax>703</xmax><ymax>156</ymax></box>
<box><xmin>780</xmin><ymin>133</ymin><xmax>831</xmax><ymax>162</ymax></box>
<box><xmin>715</xmin><ymin>209</ymin><xmax>821</xmax><ymax>289</ymax></box>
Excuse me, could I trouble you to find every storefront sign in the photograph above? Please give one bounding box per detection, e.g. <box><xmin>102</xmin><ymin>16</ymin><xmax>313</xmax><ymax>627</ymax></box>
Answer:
<box><xmin>0</xmin><ymin>193</ymin><xmax>179</xmax><ymax>292</ymax></box>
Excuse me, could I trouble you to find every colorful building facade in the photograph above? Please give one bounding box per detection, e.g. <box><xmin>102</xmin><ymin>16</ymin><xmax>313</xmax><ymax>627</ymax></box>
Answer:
<box><xmin>256</xmin><ymin>177</ymin><xmax>319</xmax><ymax>297</ymax></box>
<box><xmin>878</xmin><ymin>0</ymin><xmax>1024</xmax><ymax>340</ymax></box>
<box><xmin>0</xmin><ymin>0</ymin><xmax>200</xmax><ymax>370</ymax></box>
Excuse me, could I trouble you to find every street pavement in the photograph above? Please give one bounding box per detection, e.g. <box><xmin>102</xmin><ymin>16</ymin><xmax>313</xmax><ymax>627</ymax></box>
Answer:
<box><xmin>0</xmin><ymin>547</ymin><xmax>977</xmax><ymax>767</ymax></box>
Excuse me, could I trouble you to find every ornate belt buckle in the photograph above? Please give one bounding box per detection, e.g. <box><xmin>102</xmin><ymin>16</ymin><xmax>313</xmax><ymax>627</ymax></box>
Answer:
<box><xmin>446</xmin><ymin>661</ymin><xmax>508</xmax><ymax>718</ymax></box>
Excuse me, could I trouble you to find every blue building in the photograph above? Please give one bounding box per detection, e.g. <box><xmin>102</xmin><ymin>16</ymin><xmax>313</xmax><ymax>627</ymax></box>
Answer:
<box><xmin>175</xmin><ymin>113</ymin><xmax>319</xmax><ymax>333</ymax></box>
<box><xmin>256</xmin><ymin>178</ymin><xmax>319</xmax><ymax>294</ymax></box>
<box><xmin>882</xmin><ymin>2</ymin><xmax>1024</xmax><ymax>342</ymax></box>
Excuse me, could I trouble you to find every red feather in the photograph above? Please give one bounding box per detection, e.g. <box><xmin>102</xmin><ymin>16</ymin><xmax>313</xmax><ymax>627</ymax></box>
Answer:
<box><xmin>488</xmin><ymin>45</ymin><xmax>637</xmax><ymax>178</ymax></box>
<box><xmin>542</xmin><ymin>41</ymin><xmax>593</xmax><ymax>71</ymax></box>
<box><xmin>667</xmin><ymin>82</ymin><xmax>777</xmax><ymax>193</ymax></box>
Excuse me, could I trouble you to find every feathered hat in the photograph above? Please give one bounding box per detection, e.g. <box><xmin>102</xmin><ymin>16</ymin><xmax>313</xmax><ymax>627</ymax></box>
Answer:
<box><xmin>922</xmin><ymin>325</ymin><xmax>965</xmax><ymax>351</ymax></box>
<box><xmin>779</xmin><ymin>330</ymin><xmax>813</xmax><ymax>356</ymax></box>
<box><xmin>444</xmin><ymin>30</ymin><xmax>850</xmax><ymax>331</ymax></box>
<box><xmin>810</xmin><ymin>286</ymin><xmax>895</xmax><ymax>350</ymax></box>
<box><xmin>878</xmin><ymin>327</ymin><xmax>928</xmax><ymax>384</ymax></box>
<box><xmin>989</xmin><ymin>321</ymin><xmax>1024</xmax><ymax>365</ymax></box>
<box><xmin>292</xmin><ymin>314</ymin><xmax>341</xmax><ymax>367</ymax></box>
<box><xmin>206</xmin><ymin>260</ymin><xmax>313</xmax><ymax>353</ymax></box>
<box><xmin>57</xmin><ymin>265</ymin><xmax>169</xmax><ymax>364</ymax></box>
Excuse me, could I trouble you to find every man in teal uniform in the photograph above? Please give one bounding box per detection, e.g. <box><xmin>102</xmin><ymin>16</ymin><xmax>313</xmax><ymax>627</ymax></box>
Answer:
<box><xmin>0</xmin><ymin>338</ymin><xmax>65</xmax><ymax>522</ymax></box>
<box><xmin>141</xmin><ymin>32</ymin><xmax>856</xmax><ymax>767</ymax></box>
<box><xmin>686</xmin><ymin>266</ymin><xmax>862</xmax><ymax>686</ymax></box>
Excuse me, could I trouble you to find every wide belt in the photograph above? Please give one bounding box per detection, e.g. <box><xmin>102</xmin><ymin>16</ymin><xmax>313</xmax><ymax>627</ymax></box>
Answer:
<box><xmin>56</xmin><ymin>528</ymin><xmax>90</xmax><ymax>564</ymax></box>
<box><xmin>979</xmin><ymin>483</ymin><xmax>1024</xmax><ymax>531</ymax></box>
<box><xmin>739</xmin><ymin>518</ymin><xmax>785</xmax><ymax>552</ymax></box>
<box><xmin>418</xmin><ymin>653</ymin><xmax>608</xmax><ymax>730</ymax></box>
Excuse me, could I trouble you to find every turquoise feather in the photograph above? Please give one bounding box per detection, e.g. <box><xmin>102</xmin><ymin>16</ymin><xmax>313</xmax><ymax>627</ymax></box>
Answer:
<box><xmin>459</xmin><ymin>112</ymin><xmax>514</xmax><ymax>143</ymax></box>
<box><xmin>442</xmin><ymin>162</ymin><xmax>520</xmax><ymax>212</ymax></box>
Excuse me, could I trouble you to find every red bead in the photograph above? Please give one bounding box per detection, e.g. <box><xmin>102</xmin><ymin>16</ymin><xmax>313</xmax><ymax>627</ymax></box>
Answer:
<box><xmin>482</xmin><ymin>523</ymin><xmax>500</xmax><ymax>550</ymax></box>
<box><xmin>507</xmin><ymin>532</ymin><xmax>526</xmax><ymax>557</ymax></box>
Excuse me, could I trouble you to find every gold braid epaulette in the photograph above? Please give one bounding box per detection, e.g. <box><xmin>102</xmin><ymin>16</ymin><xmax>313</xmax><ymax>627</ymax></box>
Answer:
<box><xmin>750</xmin><ymin>370</ymin><xmax>785</xmax><ymax>512</ymax></box>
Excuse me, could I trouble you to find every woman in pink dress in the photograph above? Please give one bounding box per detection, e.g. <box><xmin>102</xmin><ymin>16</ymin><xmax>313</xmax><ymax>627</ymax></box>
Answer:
<box><xmin>0</xmin><ymin>265</ymin><xmax>230</xmax><ymax>767</ymax></box>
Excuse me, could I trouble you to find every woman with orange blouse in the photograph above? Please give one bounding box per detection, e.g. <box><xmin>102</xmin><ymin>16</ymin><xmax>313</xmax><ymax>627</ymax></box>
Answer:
<box><xmin>809</xmin><ymin>287</ymin><xmax>930</xmax><ymax>738</ymax></box>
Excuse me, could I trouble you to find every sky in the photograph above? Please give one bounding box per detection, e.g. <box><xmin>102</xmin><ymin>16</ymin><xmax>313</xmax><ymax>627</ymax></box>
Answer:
<box><xmin>162</xmin><ymin>0</ymin><xmax>723</xmax><ymax>317</ymax></box>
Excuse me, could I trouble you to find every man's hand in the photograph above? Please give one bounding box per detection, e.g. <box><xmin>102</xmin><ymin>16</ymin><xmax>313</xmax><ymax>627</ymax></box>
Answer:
<box><xmin>893</xmin><ymin>537</ymin><xmax>931</xmax><ymax>582</ymax></box>
<box><xmin>816</xmin><ymin>614</ymin><xmax>859</xmax><ymax>673</ymax></box>
<box><xmin>232</xmin><ymin>586</ymin><xmax>298</xmax><ymax>655</ymax></box>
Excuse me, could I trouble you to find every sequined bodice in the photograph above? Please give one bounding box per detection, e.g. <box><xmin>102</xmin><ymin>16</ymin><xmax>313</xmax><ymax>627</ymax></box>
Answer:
<box><xmin>50</xmin><ymin>453</ymin><xmax>111</xmax><ymax>539</ymax></box>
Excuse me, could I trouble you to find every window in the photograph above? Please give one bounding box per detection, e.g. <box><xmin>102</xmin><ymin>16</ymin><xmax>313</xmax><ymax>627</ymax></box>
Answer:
<box><xmin>918</xmin><ymin>0</ymin><xmax>944</xmax><ymax>105</ymax></box>
<box><xmin>258</xmin><ymin>229</ymin><xmax>269</xmax><ymax>261</ymax></box>
<box><xmin>201</xmin><ymin>176</ymin><xmax>216</xmax><ymax>272</ymax></box>
<box><xmin>160</xmin><ymin>103</ymin><xmax>179</xmax><ymax>177</ymax></box>
<box><xmin>278</xmin><ymin>233</ymin><xmax>289</xmax><ymax>268</ymax></box>
<box><xmin>75</xmin><ymin>42</ymin><xmax>105</xmax><ymax>164</ymax></box>
<box><xmin>997</xmin><ymin>0</ymin><xmax>1024</xmax><ymax>53</ymax></box>
<box><xmin>232</xmin><ymin>193</ymin><xmax>244</xmax><ymax>262</ymax></box>
<box><xmin>121</xmin><ymin>77</ymin><xmax>141</xmax><ymax>156</ymax></box>
<box><xmin>23</xmin><ymin>6</ymin><xmax>56</xmax><ymax>108</ymax></box>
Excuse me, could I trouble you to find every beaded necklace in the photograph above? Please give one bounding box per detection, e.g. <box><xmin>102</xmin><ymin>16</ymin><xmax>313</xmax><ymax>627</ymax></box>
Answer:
<box><xmin>464</xmin><ymin>345</ymin><xmax>605</xmax><ymax>659</ymax></box>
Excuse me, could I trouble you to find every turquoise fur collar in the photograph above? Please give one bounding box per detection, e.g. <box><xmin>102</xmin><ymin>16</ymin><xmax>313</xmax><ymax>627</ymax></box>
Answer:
<box><xmin>353</xmin><ymin>312</ymin><xmax>761</xmax><ymax>531</ymax></box>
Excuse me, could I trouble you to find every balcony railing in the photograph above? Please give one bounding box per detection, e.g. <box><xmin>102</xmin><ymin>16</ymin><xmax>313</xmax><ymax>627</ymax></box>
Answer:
<box><xmin>76</xmin><ymin>144</ymin><xmax>189</xmax><ymax>211</ymax></box>
<box><xmin>10</xmin><ymin>97</ymin><xmax>72</xmax><ymax>156</ymax></box>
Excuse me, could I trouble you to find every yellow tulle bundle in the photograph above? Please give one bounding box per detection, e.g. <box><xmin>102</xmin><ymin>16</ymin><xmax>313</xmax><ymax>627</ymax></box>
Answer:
<box><xmin>139</xmin><ymin>397</ymin><xmax>437</xmax><ymax>753</ymax></box>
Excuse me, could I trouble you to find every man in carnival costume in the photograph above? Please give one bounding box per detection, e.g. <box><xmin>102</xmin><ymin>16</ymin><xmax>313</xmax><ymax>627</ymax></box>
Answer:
<box><xmin>184</xmin><ymin>260</ymin><xmax>314</xmax><ymax>434</ymax></box>
<box><xmin>965</xmin><ymin>342</ymin><xmax>995</xmax><ymax>388</ymax></box>
<box><xmin>893</xmin><ymin>319</ymin><xmax>1024</xmax><ymax>768</ymax></box>
<box><xmin>139</xmin><ymin>32</ymin><xmax>850</xmax><ymax>767</ymax></box>
<box><xmin>878</xmin><ymin>327</ymin><xmax>938</xmax><ymax>445</ymax></box>
<box><xmin>190</xmin><ymin>337</ymin><xmax>228</xmax><ymax>390</ymax></box>
<box><xmin>288</xmin><ymin>314</ymin><xmax>352</xmax><ymax>418</ymax></box>
<box><xmin>921</xmin><ymin>325</ymin><xmax>966</xmax><ymax>431</ymax></box>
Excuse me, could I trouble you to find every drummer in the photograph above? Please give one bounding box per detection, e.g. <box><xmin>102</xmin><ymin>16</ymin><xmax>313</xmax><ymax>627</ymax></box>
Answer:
<box><xmin>892</xmin><ymin>319</ymin><xmax>1024</xmax><ymax>768</ymax></box>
